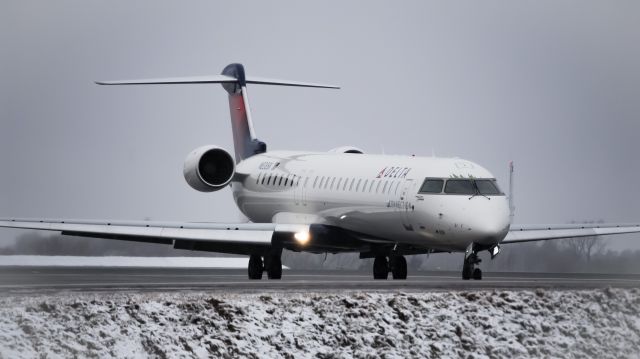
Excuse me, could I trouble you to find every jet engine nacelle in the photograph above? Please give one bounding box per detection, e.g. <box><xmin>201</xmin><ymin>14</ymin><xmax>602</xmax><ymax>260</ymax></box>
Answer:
<box><xmin>328</xmin><ymin>146</ymin><xmax>364</xmax><ymax>154</ymax></box>
<box><xmin>183</xmin><ymin>145</ymin><xmax>235</xmax><ymax>192</ymax></box>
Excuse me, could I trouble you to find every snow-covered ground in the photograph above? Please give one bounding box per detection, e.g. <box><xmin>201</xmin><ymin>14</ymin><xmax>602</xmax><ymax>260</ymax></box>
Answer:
<box><xmin>0</xmin><ymin>289</ymin><xmax>639</xmax><ymax>358</ymax></box>
<box><xmin>0</xmin><ymin>256</ymin><xmax>256</xmax><ymax>269</ymax></box>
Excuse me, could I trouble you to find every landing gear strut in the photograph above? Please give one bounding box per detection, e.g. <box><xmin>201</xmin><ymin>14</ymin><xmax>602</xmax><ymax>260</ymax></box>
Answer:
<box><xmin>462</xmin><ymin>244</ymin><xmax>482</xmax><ymax>280</ymax></box>
<box><xmin>248</xmin><ymin>254</ymin><xmax>282</xmax><ymax>280</ymax></box>
<box><xmin>373</xmin><ymin>255</ymin><xmax>407</xmax><ymax>280</ymax></box>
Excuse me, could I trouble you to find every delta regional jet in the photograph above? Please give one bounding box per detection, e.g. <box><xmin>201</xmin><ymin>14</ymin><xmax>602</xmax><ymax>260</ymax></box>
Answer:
<box><xmin>2</xmin><ymin>63</ymin><xmax>639</xmax><ymax>280</ymax></box>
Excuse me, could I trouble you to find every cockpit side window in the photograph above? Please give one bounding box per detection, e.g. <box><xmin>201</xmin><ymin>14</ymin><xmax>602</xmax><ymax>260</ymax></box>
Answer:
<box><xmin>475</xmin><ymin>179</ymin><xmax>502</xmax><ymax>195</ymax></box>
<box><xmin>444</xmin><ymin>179</ymin><xmax>475</xmax><ymax>195</ymax></box>
<box><xmin>419</xmin><ymin>179</ymin><xmax>444</xmax><ymax>193</ymax></box>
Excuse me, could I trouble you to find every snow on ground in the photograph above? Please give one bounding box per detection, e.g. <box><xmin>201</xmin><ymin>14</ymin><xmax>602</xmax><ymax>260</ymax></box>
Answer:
<box><xmin>0</xmin><ymin>289</ymin><xmax>639</xmax><ymax>358</ymax></box>
<box><xmin>0</xmin><ymin>256</ymin><xmax>271</xmax><ymax>269</ymax></box>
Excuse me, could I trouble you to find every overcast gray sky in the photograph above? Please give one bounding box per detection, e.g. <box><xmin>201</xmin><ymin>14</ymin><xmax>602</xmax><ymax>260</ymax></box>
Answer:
<box><xmin>1</xmin><ymin>1</ymin><xmax>639</xmax><ymax>249</ymax></box>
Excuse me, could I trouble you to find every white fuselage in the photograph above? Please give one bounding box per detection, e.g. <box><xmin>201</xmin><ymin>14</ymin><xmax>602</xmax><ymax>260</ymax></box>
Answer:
<box><xmin>231</xmin><ymin>151</ymin><xmax>511</xmax><ymax>252</ymax></box>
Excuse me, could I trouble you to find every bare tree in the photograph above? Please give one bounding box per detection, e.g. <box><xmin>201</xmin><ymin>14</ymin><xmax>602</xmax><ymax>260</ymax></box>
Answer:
<box><xmin>565</xmin><ymin>236</ymin><xmax>607</xmax><ymax>262</ymax></box>
<box><xmin>565</xmin><ymin>220</ymin><xmax>607</xmax><ymax>262</ymax></box>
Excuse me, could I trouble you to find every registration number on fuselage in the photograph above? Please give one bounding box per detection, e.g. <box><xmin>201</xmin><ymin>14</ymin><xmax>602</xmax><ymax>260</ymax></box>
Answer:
<box><xmin>258</xmin><ymin>161</ymin><xmax>279</xmax><ymax>170</ymax></box>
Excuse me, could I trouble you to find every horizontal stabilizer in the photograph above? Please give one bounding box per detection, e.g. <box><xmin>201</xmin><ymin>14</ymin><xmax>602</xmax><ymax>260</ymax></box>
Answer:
<box><xmin>245</xmin><ymin>76</ymin><xmax>339</xmax><ymax>89</ymax></box>
<box><xmin>95</xmin><ymin>75</ymin><xmax>237</xmax><ymax>86</ymax></box>
<box><xmin>96</xmin><ymin>75</ymin><xmax>340</xmax><ymax>89</ymax></box>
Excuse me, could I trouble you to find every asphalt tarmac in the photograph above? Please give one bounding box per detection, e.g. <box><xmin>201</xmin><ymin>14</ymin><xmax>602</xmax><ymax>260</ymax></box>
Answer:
<box><xmin>1</xmin><ymin>267</ymin><xmax>639</xmax><ymax>295</ymax></box>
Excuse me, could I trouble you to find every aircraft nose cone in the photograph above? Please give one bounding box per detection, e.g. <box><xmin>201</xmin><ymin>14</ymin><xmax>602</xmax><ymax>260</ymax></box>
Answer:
<box><xmin>476</xmin><ymin>218</ymin><xmax>510</xmax><ymax>240</ymax></box>
<box><xmin>469</xmin><ymin>201</ymin><xmax>511</xmax><ymax>244</ymax></box>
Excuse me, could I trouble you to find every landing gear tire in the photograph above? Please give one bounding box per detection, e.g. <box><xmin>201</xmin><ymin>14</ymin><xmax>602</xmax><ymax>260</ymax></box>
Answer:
<box><xmin>266</xmin><ymin>256</ymin><xmax>282</xmax><ymax>280</ymax></box>
<box><xmin>248</xmin><ymin>254</ymin><xmax>263</xmax><ymax>280</ymax></box>
<box><xmin>473</xmin><ymin>268</ymin><xmax>482</xmax><ymax>280</ymax></box>
<box><xmin>373</xmin><ymin>256</ymin><xmax>389</xmax><ymax>279</ymax></box>
<box><xmin>461</xmin><ymin>247</ymin><xmax>483</xmax><ymax>280</ymax></box>
<box><xmin>462</xmin><ymin>262</ymin><xmax>473</xmax><ymax>280</ymax></box>
<box><xmin>390</xmin><ymin>256</ymin><xmax>407</xmax><ymax>280</ymax></box>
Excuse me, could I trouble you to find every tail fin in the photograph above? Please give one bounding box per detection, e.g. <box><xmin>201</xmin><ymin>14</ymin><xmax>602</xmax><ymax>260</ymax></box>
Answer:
<box><xmin>96</xmin><ymin>63</ymin><xmax>339</xmax><ymax>163</ymax></box>
<box><xmin>221</xmin><ymin>63</ymin><xmax>264</xmax><ymax>162</ymax></box>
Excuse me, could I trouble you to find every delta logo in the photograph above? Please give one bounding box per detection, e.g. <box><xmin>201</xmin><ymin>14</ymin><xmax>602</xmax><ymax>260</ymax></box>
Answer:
<box><xmin>376</xmin><ymin>167</ymin><xmax>411</xmax><ymax>179</ymax></box>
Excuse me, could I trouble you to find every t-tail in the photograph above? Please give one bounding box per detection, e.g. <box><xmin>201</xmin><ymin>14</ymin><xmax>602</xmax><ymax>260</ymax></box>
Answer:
<box><xmin>96</xmin><ymin>63</ymin><xmax>339</xmax><ymax>163</ymax></box>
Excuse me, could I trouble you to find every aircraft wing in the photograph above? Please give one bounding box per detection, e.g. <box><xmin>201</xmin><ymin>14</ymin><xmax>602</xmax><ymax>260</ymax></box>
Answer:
<box><xmin>0</xmin><ymin>218</ymin><xmax>309</xmax><ymax>256</ymax></box>
<box><xmin>502</xmin><ymin>223</ymin><xmax>640</xmax><ymax>244</ymax></box>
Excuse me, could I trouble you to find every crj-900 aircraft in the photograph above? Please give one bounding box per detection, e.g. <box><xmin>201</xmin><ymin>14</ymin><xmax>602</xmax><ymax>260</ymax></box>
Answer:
<box><xmin>2</xmin><ymin>63</ymin><xmax>640</xmax><ymax>280</ymax></box>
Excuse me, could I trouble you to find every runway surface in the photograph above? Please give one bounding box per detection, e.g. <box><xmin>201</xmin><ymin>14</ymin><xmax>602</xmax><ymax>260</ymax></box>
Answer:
<box><xmin>1</xmin><ymin>267</ymin><xmax>639</xmax><ymax>294</ymax></box>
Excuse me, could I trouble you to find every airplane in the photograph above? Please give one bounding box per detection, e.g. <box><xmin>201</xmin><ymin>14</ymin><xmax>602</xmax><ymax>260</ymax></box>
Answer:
<box><xmin>2</xmin><ymin>63</ymin><xmax>639</xmax><ymax>280</ymax></box>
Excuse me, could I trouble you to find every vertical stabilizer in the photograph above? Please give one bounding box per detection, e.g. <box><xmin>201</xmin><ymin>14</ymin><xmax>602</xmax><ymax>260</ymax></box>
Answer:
<box><xmin>221</xmin><ymin>63</ymin><xmax>266</xmax><ymax>163</ymax></box>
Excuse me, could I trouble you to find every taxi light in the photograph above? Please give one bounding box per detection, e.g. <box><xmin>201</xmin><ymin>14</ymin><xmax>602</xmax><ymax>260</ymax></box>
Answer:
<box><xmin>490</xmin><ymin>245</ymin><xmax>501</xmax><ymax>259</ymax></box>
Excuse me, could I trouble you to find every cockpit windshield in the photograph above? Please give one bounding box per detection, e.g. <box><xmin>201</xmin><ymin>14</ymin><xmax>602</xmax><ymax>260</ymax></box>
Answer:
<box><xmin>444</xmin><ymin>179</ymin><xmax>476</xmax><ymax>195</ymax></box>
<box><xmin>419</xmin><ymin>178</ymin><xmax>503</xmax><ymax>196</ymax></box>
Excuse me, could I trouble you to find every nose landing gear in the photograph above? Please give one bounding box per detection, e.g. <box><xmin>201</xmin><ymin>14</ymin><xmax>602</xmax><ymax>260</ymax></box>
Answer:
<box><xmin>373</xmin><ymin>255</ymin><xmax>407</xmax><ymax>280</ymax></box>
<box><xmin>462</xmin><ymin>244</ymin><xmax>482</xmax><ymax>280</ymax></box>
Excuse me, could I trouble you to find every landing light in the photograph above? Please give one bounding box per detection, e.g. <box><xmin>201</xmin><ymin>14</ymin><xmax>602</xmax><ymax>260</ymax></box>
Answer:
<box><xmin>340</xmin><ymin>215</ymin><xmax>347</xmax><ymax>220</ymax></box>
<box><xmin>294</xmin><ymin>231</ymin><xmax>310</xmax><ymax>245</ymax></box>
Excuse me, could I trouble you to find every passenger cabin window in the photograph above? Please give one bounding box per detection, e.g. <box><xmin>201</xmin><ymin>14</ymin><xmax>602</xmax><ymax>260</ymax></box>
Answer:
<box><xmin>419</xmin><ymin>179</ymin><xmax>444</xmax><ymax>193</ymax></box>
<box><xmin>444</xmin><ymin>179</ymin><xmax>475</xmax><ymax>195</ymax></box>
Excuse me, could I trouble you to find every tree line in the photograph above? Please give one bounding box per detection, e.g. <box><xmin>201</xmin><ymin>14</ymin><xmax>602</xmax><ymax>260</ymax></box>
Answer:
<box><xmin>2</xmin><ymin>231</ymin><xmax>640</xmax><ymax>273</ymax></box>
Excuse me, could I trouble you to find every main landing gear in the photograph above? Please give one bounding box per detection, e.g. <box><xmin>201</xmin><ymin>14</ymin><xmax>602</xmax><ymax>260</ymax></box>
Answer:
<box><xmin>373</xmin><ymin>255</ymin><xmax>407</xmax><ymax>280</ymax></box>
<box><xmin>462</xmin><ymin>244</ymin><xmax>482</xmax><ymax>280</ymax></box>
<box><xmin>248</xmin><ymin>254</ymin><xmax>282</xmax><ymax>280</ymax></box>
